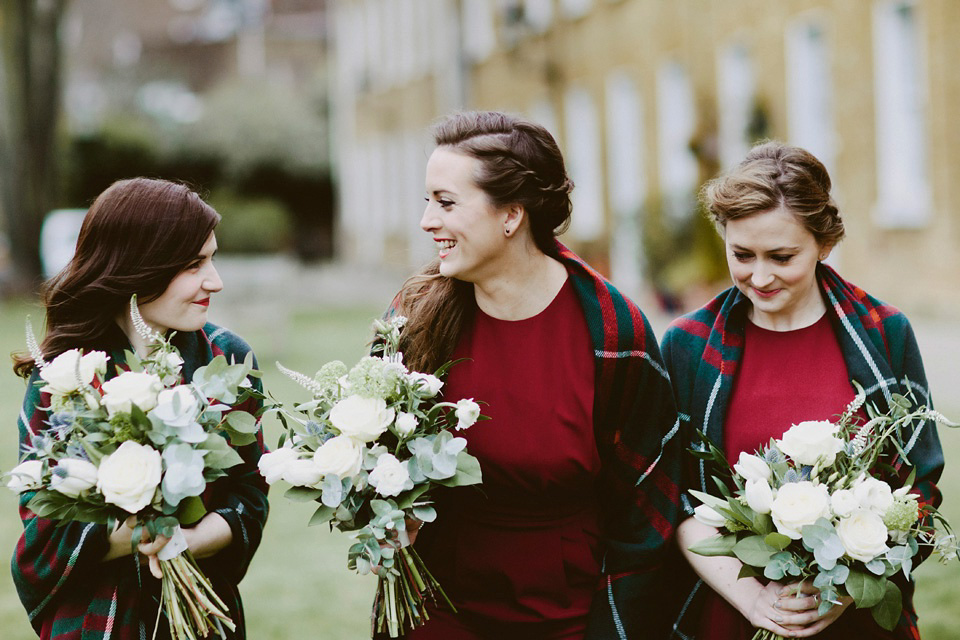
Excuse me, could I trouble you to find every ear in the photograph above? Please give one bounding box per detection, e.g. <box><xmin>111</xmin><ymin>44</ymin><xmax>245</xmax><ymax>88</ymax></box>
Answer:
<box><xmin>818</xmin><ymin>241</ymin><xmax>836</xmax><ymax>262</ymax></box>
<box><xmin>502</xmin><ymin>204</ymin><xmax>525</xmax><ymax>237</ymax></box>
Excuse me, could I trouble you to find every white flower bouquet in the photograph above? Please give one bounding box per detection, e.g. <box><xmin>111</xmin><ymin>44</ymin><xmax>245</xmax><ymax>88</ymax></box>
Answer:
<box><xmin>6</xmin><ymin>298</ymin><xmax>263</xmax><ymax>640</ymax></box>
<box><xmin>688</xmin><ymin>385</ymin><xmax>957</xmax><ymax>640</ymax></box>
<box><xmin>262</xmin><ymin>316</ymin><xmax>486</xmax><ymax>638</ymax></box>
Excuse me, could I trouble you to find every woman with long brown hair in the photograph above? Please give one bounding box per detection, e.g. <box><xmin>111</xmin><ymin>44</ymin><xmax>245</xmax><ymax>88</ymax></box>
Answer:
<box><xmin>12</xmin><ymin>178</ymin><xmax>269</xmax><ymax>639</ymax></box>
<box><xmin>391</xmin><ymin>111</ymin><xmax>682</xmax><ymax>638</ymax></box>
<box><xmin>661</xmin><ymin>141</ymin><xmax>944</xmax><ymax>639</ymax></box>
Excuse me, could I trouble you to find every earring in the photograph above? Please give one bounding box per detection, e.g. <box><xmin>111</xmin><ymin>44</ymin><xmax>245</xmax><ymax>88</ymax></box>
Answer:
<box><xmin>505</xmin><ymin>228</ymin><xmax>512</xmax><ymax>236</ymax></box>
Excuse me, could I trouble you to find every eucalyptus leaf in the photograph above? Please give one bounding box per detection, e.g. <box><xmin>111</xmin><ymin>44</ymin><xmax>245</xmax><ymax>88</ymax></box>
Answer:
<box><xmin>846</xmin><ymin>571</ymin><xmax>886</xmax><ymax>608</ymax></box>
<box><xmin>733</xmin><ymin>535</ymin><xmax>777</xmax><ymax>567</ymax></box>
<box><xmin>871</xmin><ymin>580</ymin><xmax>902</xmax><ymax>631</ymax></box>
<box><xmin>687</xmin><ymin>534</ymin><xmax>737</xmax><ymax>557</ymax></box>
<box><xmin>309</xmin><ymin>504</ymin><xmax>336</xmax><ymax>526</ymax></box>
<box><xmin>285</xmin><ymin>486</ymin><xmax>323</xmax><ymax>502</ymax></box>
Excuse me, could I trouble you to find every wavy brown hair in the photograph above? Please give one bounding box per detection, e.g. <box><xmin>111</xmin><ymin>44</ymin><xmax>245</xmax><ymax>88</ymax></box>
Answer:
<box><xmin>701</xmin><ymin>140</ymin><xmax>845</xmax><ymax>247</ymax></box>
<box><xmin>13</xmin><ymin>178</ymin><xmax>220</xmax><ymax>377</ymax></box>
<box><xmin>396</xmin><ymin>111</ymin><xmax>574</xmax><ymax>373</ymax></box>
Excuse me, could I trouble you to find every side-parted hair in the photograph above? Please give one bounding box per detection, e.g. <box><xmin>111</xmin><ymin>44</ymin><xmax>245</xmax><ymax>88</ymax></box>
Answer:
<box><xmin>395</xmin><ymin>111</ymin><xmax>574</xmax><ymax>373</ymax></box>
<box><xmin>13</xmin><ymin>178</ymin><xmax>220</xmax><ymax>377</ymax></box>
<box><xmin>701</xmin><ymin>140</ymin><xmax>845</xmax><ymax>247</ymax></box>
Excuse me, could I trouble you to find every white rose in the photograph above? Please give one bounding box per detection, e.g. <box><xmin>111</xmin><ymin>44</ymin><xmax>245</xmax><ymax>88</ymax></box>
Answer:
<box><xmin>368</xmin><ymin>453</ymin><xmax>413</xmax><ymax>497</ymax></box>
<box><xmin>409</xmin><ymin>373</ymin><xmax>443</xmax><ymax>398</ymax></box>
<box><xmin>313</xmin><ymin>435</ymin><xmax>364</xmax><ymax>480</ymax></box>
<box><xmin>693</xmin><ymin>503</ymin><xmax>727</xmax><ymax>528</ymax></box>
<box><xmin>776</xmin><ymin>420</ymin><xmax>845</xmax><ymax>466</ymax></box>
<box><xmin>156</xmin><ymin>351</ymin><xmax>184</xmax><ymax>385</ymax></box>
<box><xmin>50</xmin><ymin>458</ymin><xmax>99</xmax><ymax>498</ymax></box>
<box><xmin>733</xmin><ymin>452</ymin><xmax>772</xmax><ymax>483</ymax></box>
<box><xmin>853</xmin><ymin>476</ymin><xmax>894</xmax><ymax>516</ymax></box>
<box><xmin>837</xmin><ymin>509</ymin><xmax>890</xmax><ymax>562</ymax></box>
<box><xmin>394</xmin><ymin>412</ymin><xmax>418</xmax><ymax>437</ymax></box>
<box><xmin>770</xmin><ymin>481</ymin><xmax>832</xmax><ymax>539</ymax></box>
<box><xmin>257</xmin><ymin>447</ymin><xmax>300</xmax><ymax>485</ymax></box>
<box><xmin>152</xmin><ymin>387</ymin><xmax>205</xmax><ymax>443</ymax></box>
<box><xmin>6</xmin><ymin>460</ymin><xmax>44</xmax><ymax>493</ymax></box>
<box><xmin>454</xmin><ymin>399</ymin><xmax>481</xmax><ymax>430</ymax></box>
<box><xmin>101</xmin><ymin>371</ymin><xmax>163</xmax><ymax>416</ymax></box>
<box><xmin>329</xmin><ymin>395</ymin><xmax>394</xmax><ymax>443</ymax></box>
<box><xmin>744</xmin><ymin>478</ymin><xmax>775</xmax><ymax>515</ymax></box>
<box><xmin>831</xmin><ymin>489</ymin><xmax>859</xmax><ymax>518</ymax></box>
<box><xmin>39</xmin><ymin>349</ymin><xmax>109</xmax><ymax>395</ymax></box>
<box><xmin>97</xmin><ymin>441</ymin><xmax>162</xmax><ymax>513</ymax></box>
<box><xmin>281</xmin><ymin>459</ymin><xmax>324</xmax><ymax>487</ymax></box>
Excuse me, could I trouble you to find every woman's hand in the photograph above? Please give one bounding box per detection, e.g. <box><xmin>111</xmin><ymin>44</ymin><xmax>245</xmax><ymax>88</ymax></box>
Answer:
<box><xmin>102</xmin><ymin>513</ymin><xmax>233</xmax><ymax>579</ymax></box>
<box><xmin>746</xmin><ymin>580</ymin><xmax>853</xmax><ymax>638</ymax></box>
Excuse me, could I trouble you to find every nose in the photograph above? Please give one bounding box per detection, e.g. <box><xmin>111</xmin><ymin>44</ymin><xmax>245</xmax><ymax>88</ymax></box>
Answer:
<box><xmin>420</xmin><ymin>201</ymin><xmax>440</xmax><ymax>234</ymax></box>
<box><xmin>750</xmin><ymin>263</ymin><xmax>774</xmax><ymax>288</ymax></box>
<box><xmin>204</xmin><ymin>263</ymin><xmax>224</xmax><ymax>294</ymax></box>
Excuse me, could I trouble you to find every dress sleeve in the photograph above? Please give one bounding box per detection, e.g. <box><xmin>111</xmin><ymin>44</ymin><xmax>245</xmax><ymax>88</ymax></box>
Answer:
<box><xmin>11</xmin><ymin>372</ymin><xmax>111</xmax><ymax>628</ymax></box>
<box><xmin>201</xmin><ymin>353</ymin><xmax>270</xmax><ymax>584</ymax></box>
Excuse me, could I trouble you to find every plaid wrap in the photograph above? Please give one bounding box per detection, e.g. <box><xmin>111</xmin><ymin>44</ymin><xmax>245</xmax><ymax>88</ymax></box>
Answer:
<box><xmin>659</xmin><ymin>264</ymin><xmax>944</xmax><ymax>640</ymax></box>
<box><xmin>12</xmin><ymin>323</ymin><xmax>270</xmax><ymax>640</ymax></box>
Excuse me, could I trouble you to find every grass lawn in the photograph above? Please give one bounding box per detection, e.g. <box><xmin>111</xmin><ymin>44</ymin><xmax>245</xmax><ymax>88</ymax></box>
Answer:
<box><xmin>0</xmin><ymin>296</ymin><xmax>956</xmax><ymax>639</ymax></box>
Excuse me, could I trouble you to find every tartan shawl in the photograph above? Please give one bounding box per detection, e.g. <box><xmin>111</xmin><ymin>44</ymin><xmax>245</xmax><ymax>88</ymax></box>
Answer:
<box><xmin>528</xmin><ymin>243</ymin><xmax>684</xmax><ymax>638</ymax></box>
<box><xmin>659</xmin><ymin>264</ymin><xmax>944</xmax><ymax>640</ymax></box>
<box><xmin>12</xmin><ymin>323</ymin><xmax>270</xmax><ymax>640</ymax></box>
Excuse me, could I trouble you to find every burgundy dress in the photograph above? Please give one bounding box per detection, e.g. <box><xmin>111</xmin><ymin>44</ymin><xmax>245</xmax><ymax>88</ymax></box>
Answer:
<box><xmin>408</xmin><ymin>279</ymin><xmax>602</xmax><ymax>639</ymax></box>
<box><xmin>699</xmin><ymin>314</ymin><xmax>895</xmax><ymax>640</ymax></box>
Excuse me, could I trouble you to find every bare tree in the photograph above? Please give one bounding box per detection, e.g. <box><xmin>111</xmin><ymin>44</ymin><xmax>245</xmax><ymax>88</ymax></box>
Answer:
<box><xmin>0</xmin><ymin>0</ymin><xmax>68</xmax><ymax>293</ymax></box>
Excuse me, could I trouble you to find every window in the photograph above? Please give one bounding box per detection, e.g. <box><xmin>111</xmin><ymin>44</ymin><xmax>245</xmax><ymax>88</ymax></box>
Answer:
<box><xmin>563</xmin><ymin>87</ymin><xmax>605</xmax><ymax>241</ymax></box>
<box><xmin>717</xmin><ymin>42</ymin><xmax>755</xmax><ymax>168</ymax></box>
<box><xmin>525</xmin><ymin>0</ymin><xmax>553</xmax><ymax>32</ymax></box>
<box><xmin>785</xmin><ymin>17</ymin><xmax>836</xmax><ymax>172</ymax></box>
<box><xmin>872</xmin><ymin>0</ymin><xmax>930</xmax><ymax>226</ymax></box>
<box><xmin>559</xmin><ymin>0</ymin><xmax>592</xmax><ymax>20</ymax></box>
<box><xmin>656</xmin><ymin>61</ymin><xmax>698</xmax><ymax>221</ymax></box>
<box><xmin>605</xmin><ymin>70</ymin><xmax>647</xmax><ymax>293</ymax></box>
<box><xmin>462</xmin><ymin>0</ymin><xmax>496</xmax><ymax>62</ymax></box>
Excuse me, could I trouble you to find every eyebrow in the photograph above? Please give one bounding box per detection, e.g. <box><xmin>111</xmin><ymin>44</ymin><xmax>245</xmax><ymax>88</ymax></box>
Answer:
<box><xmin>730</xmin><ymin>244</ymin><xmax>801</xmax><ymax>252</ymax></box>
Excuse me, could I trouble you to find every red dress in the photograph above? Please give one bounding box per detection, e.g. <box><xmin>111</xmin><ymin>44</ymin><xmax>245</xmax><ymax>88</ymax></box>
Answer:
<box><xmin>408</xmin><ymin>279</ymin><xmax>602</xmax><ymax>639</ymax></box>
<box><xmin>699</xmin><ymin>314</ymin><xmax>894</xmax><ymax>640</ymax></box>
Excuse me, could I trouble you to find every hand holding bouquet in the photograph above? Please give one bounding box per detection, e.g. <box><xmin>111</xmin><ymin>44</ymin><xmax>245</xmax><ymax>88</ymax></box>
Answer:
<box><xmin>688</xmin><ymin>385</ymin><xmax>957</xmax><ymax>639</ymax></box>
<box><xmin>261</xmin><ymin>315</ymin><xmax>486</xmax><ymax>637</ymax></box>
<box><xmin>6</xmin><ymin>298</ymin><xmax>263</xmax><ymax>640</ymax></box>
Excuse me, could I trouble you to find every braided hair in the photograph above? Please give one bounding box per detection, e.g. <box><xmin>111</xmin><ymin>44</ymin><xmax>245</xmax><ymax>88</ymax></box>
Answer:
<box><xmin>395</xmin><ymin>111</ymin><xmax>575</xmax><ymax>373</ymax></box>
<box><xmin>701</xmin><ymin>140</ymin><xmax>845</xmax><ymax>247</ymax></box>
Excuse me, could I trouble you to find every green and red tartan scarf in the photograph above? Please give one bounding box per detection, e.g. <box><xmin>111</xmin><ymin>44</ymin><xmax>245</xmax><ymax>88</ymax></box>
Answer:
<box><xmin>13</xmin><ymin>323</ymin><xmax>269</xmax><ymax>640</ymax></box>
<box><xmin>659</xmin><ymin>263</ymin><xmax>944</xmax><ymax>640</ymax></box>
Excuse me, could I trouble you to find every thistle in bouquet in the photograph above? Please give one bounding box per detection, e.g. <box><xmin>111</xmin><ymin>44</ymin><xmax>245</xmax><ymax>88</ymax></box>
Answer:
<box><xmin>260</xmin><ymin>315</ymin><xmax>487</xmax><ymax>638</ymax></box>
<box><xmin>6</xmin><ymin>296</ymin><xmax>265</xmax><ymax>640</ymax></box>
<box><xmin>687</xmin><ymin>384</ymin><xmax>958</xmax><ymax>640</ymax></box>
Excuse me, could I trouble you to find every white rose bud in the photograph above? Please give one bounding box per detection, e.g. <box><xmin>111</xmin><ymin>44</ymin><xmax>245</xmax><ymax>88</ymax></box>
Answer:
<box><xmin>6</xmin><ymin>460</ymin><xmax>44</xmax><ymax>493</ymax></box>
<box><xmin>831</xmin><ymin>489</ymin><xmax>859</xmax><ymax>518</ymax></box>
<box><xmin>313</xmin><ymin>435</ymin><xmax>364</xmax><ymax>480</ymax></box>
<box><xmin>853</xmin><ymin>476</ymin><xmax>894</xmax><ymax>516</ymax></box>
<box><xmin>744</xmin><ymin>478</ymin><xmax>775</xmax><ymax>515</ymax></box>
<box><xmin>693</xmin><ymin>503</ymin><xmax>727</xmax><ymax>528</ymax></box>
<box><xmin>281</xmin><ymin>459</ymin><xmax>324</xmax><ymax>487</ymax></box>
<box><xmin>329</xmin><ymin>395</ymin><xmax>395</xmax><ymax>443</ymax></box>
<box><xmin>454</xmin><ymin>399</ymin><xmax>481</xmax><ymax>430</ymax></box>
<box><xmin>257</xmin><ymin>447</ymin><xmax>300</xmax><ymax>485</ymax></box>
<box><xmin>770</xmin><ymin>481</ymin><xmax>832</xmax><ymax>539</ymax></box>
<box><xmin>39</xmin><ymin>349</ymin><xmax>109</xmax><ymax>396</ymax></box>
<box><xmin>733</xmin><ymin>452</ymin><xmax>772</xmax><ymax>483</ymax></box>
<box><xmin>50</xmin><ymin>458</ymin><xmax>99</xmax><ymax>498</ymax></box>
<box><xmin>837</xmin><ymin>509</ymin><xmax>890</xmax><ymax>562</ymax></box>
<box><xmin>368</xmin><ymin>453</ymin><xmax>413</xmax><ymax>497</ymax></box>
<box><xmin>776</xmin><ymin>420</ymin><xmax>845</xmax><ymax>466</ymax></box>
<box><xmin>101</xmin><ymin>371</ymin><xmax>163</xmax><ymax>416</ymax></box>
<box><xmin>409</xmin><ymin>373</ymin><xmax>443</xmax><ymax>398</ymax></box>
<box><xmin>394</xmin><ymin>412</ymin><xmax>418</xmax><ymax>437</ymax></box>
<box><xmin>97</xmin><ymin>441</ymin><xmax>162</xmax><ymax>513</ymax></box>
<box><xmin>157</xmin><ymin>351</ymin><xmax>184</xmax><ymax>385</ymax></box>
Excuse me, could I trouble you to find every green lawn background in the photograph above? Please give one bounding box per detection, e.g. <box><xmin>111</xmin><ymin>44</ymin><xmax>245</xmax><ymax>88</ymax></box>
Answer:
<box><xmin>0</xmin><ymin>297</ymin><xmax>955</xmax><ymax>639</ymax></box>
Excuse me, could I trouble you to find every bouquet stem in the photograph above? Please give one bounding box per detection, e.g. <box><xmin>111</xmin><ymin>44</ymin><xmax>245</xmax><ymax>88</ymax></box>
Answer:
<box><xmin>372</xmin><ymin>546</ymin><xmax>454</xmax><ymax>638</ymax></box>
<box><xmin>156</xmin><ymin>551</ymin><xmax>236</xmax><ymax>640</ymax></box>
<box><xmin>751</xmin><ymin>630</ymin><xmax>784</xmax><ymax>640</ymax></box>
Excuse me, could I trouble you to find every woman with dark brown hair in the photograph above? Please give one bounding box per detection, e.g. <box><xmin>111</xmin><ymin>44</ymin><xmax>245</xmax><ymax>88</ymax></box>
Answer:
<box><xmin>661</xmin><ymin>141</ymin><xmax>944</xmax><ymax>639</ymax></box>
<box><xmin>12</xmin><ymin>178</ymin><xmax>269</xmax><ymax>639</ymax></box>
<box><xmin>391</xmin><ymin>111</ymin><xmax>682</xmax><ymax>639</ymax></box>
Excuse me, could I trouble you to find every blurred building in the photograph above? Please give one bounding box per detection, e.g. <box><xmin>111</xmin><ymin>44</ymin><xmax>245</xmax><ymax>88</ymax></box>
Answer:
<box><xmin>331</xmin><ymin>0</ymin><xmax>960</xmax><ymax>317</ymax></box>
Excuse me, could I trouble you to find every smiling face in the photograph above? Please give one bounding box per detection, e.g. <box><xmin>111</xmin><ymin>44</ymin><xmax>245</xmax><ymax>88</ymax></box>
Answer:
<box><xmin>723</xmin><ymin>207</ymin><xmax>832</xmax><ymax>330</ymax></box>
<box><xmin>137</xmin><ymin>232</ymin><xmax>222</xmax><ymax>333</ymax></box>
<box><xmin>420</xmin><ymin>147</ymin><xmax>510</xmax><ymax>283</ymax></box>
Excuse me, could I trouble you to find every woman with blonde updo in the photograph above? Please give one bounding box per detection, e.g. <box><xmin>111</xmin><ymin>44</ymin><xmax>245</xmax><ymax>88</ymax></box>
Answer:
<box><xmin>661</xmin><ymin>141</ymin><xmax>944</xmax><ymax>639</ymax></box>
<box><xmin>390</xmin><ymin>111</ymin><xmax>683</xmax><ymax>638</ymax></box>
